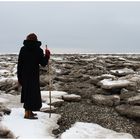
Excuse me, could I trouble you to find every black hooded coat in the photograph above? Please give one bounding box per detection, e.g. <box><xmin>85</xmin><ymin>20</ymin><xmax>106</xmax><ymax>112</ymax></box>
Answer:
<box><xmin>17</xmin><ymin>40</ymin><xmax>48</xmax><ymax>111</ymax></box>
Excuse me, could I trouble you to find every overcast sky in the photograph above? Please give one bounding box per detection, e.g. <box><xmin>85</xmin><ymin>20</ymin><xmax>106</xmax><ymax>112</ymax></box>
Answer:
<box><xmin>0</xmin><ymin>1</ymin><xmax>140</xmax><ymax>54</ymax></box>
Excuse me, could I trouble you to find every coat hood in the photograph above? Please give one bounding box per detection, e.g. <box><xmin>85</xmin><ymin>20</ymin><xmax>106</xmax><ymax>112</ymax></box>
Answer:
<box><xmin>23</xmin><ymin>40</ymin><xmax>42</xmax><ymax>51</ymax></box>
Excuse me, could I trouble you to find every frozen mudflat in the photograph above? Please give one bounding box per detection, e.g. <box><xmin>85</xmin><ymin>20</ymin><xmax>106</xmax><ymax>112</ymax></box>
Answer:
<box><xmin>1</xmin><ymin>108</ymin><xmax>134</xmax><ymax>139</ymax></box>
<box><xmin>0</xmin><ymin>54</ymin><xmax>140</xmax><ymax>138</ymax></box>
<box><xmin>0</xmin><ymin>90</ymin><xmax>134</xmax><ymax>139</ymax></box>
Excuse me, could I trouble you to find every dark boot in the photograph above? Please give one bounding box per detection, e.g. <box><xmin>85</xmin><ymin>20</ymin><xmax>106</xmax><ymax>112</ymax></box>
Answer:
<box><xmin>24</xmin><ymin>110</ymin><xmax>38</xmax><ymax>119</ymax></box>
<box><xmin>24</xmin><ymin>110</ymin><xmax>30</xmax><ymax>118</ymax></box>
<box><xmin>31</xmin><ymin>111</ymin><xmax>37</xmax><ymax>116</ymax></box>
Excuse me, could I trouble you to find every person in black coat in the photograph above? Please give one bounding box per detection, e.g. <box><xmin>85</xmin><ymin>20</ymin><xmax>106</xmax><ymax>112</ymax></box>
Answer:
<box><xmin>17</xmin><ymin>33</ymin><xmax>50</xmax><ymax>119</ymax></box>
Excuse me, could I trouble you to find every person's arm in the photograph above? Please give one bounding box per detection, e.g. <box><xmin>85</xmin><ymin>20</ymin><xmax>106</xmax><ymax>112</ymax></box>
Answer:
<box><xmin>39</xmin><ymin>48</ymin><xmax>50</xmax><ymax>67</ymax></box>
<box><xmin>17</xmin><ymin>48</ymin><xmax>24</xmax><ymax>85</ymax></box>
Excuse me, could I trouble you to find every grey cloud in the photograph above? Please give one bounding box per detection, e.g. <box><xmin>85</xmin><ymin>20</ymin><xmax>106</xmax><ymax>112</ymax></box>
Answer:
<box><xmin>0</xmin><ymin>2</ymin><xmax>140</xmax><ymax>53</ymax></box>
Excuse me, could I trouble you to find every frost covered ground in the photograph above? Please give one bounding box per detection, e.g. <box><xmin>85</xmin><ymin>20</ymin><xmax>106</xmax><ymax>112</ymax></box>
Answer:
<box><xmin>2</xmin><ymin>108</ymin><xmax>60</xmax><ymax>138</ymax></box>
<box><xmin>1</xmin><ymin>108</ymin><xmax>133</xmax><ymax>139</ymax></box>
<box><xmin>0</xmin><ymin>90</ymin><xmax>134</xmax><ymax>139</ymax></box>
<box><xmin>0</xmin><ymin>91</ymin><xmax>134</xmax><ymax>139</ymax></box>
<box><xmin>61</xmin><ymin>122</ymin><xmax>133</xmax><ymax>139</ymax></box>
<box><xmin>0</xmin><ymin>54</ymin><xmax>140</xmax><ymax>138</ymax></box>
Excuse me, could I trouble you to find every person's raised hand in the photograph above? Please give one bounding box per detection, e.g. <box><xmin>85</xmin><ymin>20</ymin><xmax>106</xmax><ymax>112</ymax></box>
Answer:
<box><xmin>45</xmin><ymin>45</ymin><xmax>50</xmax><ymax>60</ymax></box>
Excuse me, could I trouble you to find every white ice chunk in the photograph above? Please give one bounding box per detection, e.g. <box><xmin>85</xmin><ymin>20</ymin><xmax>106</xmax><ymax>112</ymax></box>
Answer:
<box><xmin>0</xmin><ymin>97</ymin><xmax>9</xmax><ymax>104</ymax></box>
<box><xmin>61</xmin><ymin>122</ymin><xmax>133</xmax><ymax>139</ymax></box>
<box><xmin>41</xmin><ymin>91</ymin><xmax>68</xmax><ymax>99</ymax></box>
<box><xmin>99</xmin><ymin>79</ymin><xmax>131</xmax><ymax>89</ymax></box>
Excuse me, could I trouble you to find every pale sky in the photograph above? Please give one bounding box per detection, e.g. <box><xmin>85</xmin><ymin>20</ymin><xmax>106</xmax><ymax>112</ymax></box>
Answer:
<box><xmin>0</xmin><ymin>1</ymin><xmax>140</xmax><ymax>54</ymax></box>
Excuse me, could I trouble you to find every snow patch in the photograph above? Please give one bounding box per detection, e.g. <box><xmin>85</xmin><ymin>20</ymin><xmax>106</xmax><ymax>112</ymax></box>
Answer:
<box><xmin>100</xmin><ymin>74</ymin><xmax>116</xmax><ymax>79</ymax></box>
<box><xmin>1</xmin><ymin>108</ymin><xmax>60</xmax><ymax>138</ymax></box>
<box><xmin>100</xmin><ymin>79</ymin><xmax>130</xmax><ymax>86</ymax></box>
<box><xmin>52</xmin><ymin>56</ymin><xmax>63</xmax><ymax>61</ymax></box>
<box><xmin>55</xmin><ymin>69</ymin><xmax>61</xmax><ymax>73</ymax></box>
<box><xmin>0</xmin><ymin>77</ymin><xmax>17</xmax><ymax>82</ymax></box>
<box><xmin>62</xmin><ymin>94</ymin><xmax>81</xmax><ymax>98</ymax></box>
<box><xmin>110</xmin><ymin>68</ymin><xmax>134</xmax><ymax>75</ymax></box>
<box><xmin>61</xmin><ymin>122</ymin><xmax>133</xmax><ymax>139</ymax></box>
<box><xmin>45</xmin><ymin>98</ymin><xmax>64</xmax><ymax>104</ymax></box>
<box><xmin>12</xmin><ymin>64</ymin><xmax>17</xmax><ymax>75</ymax></box>
<box><xmin>41</xmin><ymin>103</ymin><xmax>56</xmax><ymax>110</ymax></box>
<box><xmin>81</xmin><ymin>57</ymin><xmax>96</xmax><ymax>61</ymax></box>
<box><xmin>41</xmin><ymin>91</ymin><xmax>68</xmax><ymax>99</ymax></box>
<box><xmin>99</xmin><ymin>79</ymin><xmax>131</xmax><ymax>89</ymax></box>
<box><xmin>0</xmin><ymin>97</ymin><xmax>9</xmax><ymax>104</ymax></box>
<box><xmin>0</xmin><ymin>70</ymin><xmax>10</xmax><ymax>76</ymax></box>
